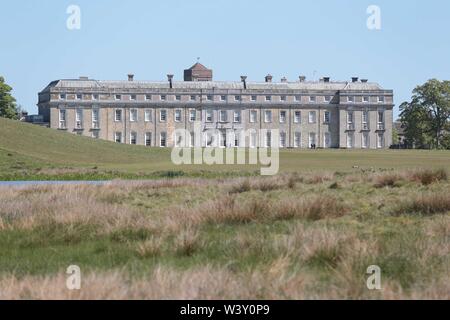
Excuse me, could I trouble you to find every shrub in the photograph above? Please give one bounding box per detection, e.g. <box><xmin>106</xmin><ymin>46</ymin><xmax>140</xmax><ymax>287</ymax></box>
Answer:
<box><xmin>373</xmin><ymin>173</ymin><xmax>402</xmax><ymax>188</ymax></box>
<box><xmin>394</xmin><ymin>193</ymin><xmax>450</xmax><ymax>215</ymax></box>
<box><xmin>409</xmin><ymin>169</ymin><xmax>447</xmax><ymax>185</ymax></box>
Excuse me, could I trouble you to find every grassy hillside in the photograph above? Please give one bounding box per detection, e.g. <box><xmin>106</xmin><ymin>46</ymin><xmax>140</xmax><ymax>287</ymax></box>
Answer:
<box><xmin>1</xmin><ymin>117</ymin><xmax>450</xmax><ymax>180</ymax></box>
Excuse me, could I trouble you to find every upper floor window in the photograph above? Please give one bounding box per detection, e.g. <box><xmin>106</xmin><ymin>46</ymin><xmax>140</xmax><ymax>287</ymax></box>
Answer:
<box><xmin>295</xmin><ymin>95</ymin><xmax>301</xmax><ymax>102</ymax></box>
<box><xmin>115</xmin><ymin>94</ymin><xmax>121</xmax><ymax>101</ymax></box>
<box><xmin>251</xmin><ymin>95</ymin><xmax>257</xmax><ymax>102</ymax></box>
<box><xmin>347</xmin><ymin>111</ymin><xmax>354</xmax><ymax>130</ymax></box>
<box><xmin>324</xmin><ymin>111</ymin><xmax>330</xmax><ymax>124</ymax></box>
<box><xmin>362</xmin><ymin>110</ymin><xmax>369</xmax><ymax>130</ymax></box>
<box><xmin>75</xmin><ymin>109</ymin><xmax>83</xmax><ymax>128</ymax></box>
<box><xmin>59</xmin><ymin>93</ymin><xmax>66</xmax><ymax>100</ymax></box>
<box><xmin>206</xmin><ymin>109</ymin><xmax>214</xmax><ymax>122</ymax></box>
<box><xmin>220</xmin><ymin>110</ymin><xmax>228</xmax><ymax>122</ymax></box>
<box><xmin>92</xmin><ymin>94</ymin><xmax>99</xmax><ymax>100</ymax></box>
<box><xmin>115</xmin><ymin>109</ymin><xmax>122</xmax><ymax>122</ymax></box>
<box><xmin>280</xmin><ymin>110</ymin><xmax>287</xmax><ymax>123</ymax></box>
<box><xmin>130</xmin><ymin>94</ymin><xmax>136</xmax><ymax>101</ymax></box>
<box><xmin>145</xmin><ymin>94</ymin><xmax>152</xmax><ymax>101</ymax></box>
<box><xmin>378</xmin><ymin>96</ymin><xmax>385</xmax><ymax>103</ymax></box>
<box><xmin>308</xmin><ymin>111</ymin><xmax>316</xmax><ymax>123</ymax></box>
<box><xmin>92</xmin><ymin>109</ymin><xmax>99</xmax><ymax>128</ymax></box>
<box><xmin>265</xmin><ymin>96</ymin><xmax>272</xmax><ymax>102</ymax></box>
<box><xmin>294</xmin><ymin>111</ymin><xmax>301</xmax><ymax>123</ymax></box>
<box><xmin>309</xmin><ymin>96</ymin><xmax>316</xmax><ymax>103</ymax></box>
<box><xmin>175</xmin><ymin>95</ymin><xmax>181</xmax><ymax>101</ymax></box>
<box><xmin>234</xmin><ymin>95</ymin><xmax>241</xmax><ymax>101</ymax></box>
<box><xmin>160</xmin><ymin>95</ymin><xmax>166</xmax><ymax>101</ymax></box>
<box><xmin>363</xmin><ymin>96</ymin><xmax>369</xmax><ymax>103</ymax></box>
<box><xmin>145</xmin><ymin>109</ymin><xmax>152</xmax><ymax>122</ymax></box>
<box><xmin>76</xmin><ymin>94</ymin><xmax>82</xmax><ymax>100</ymax></box>
<box><xmin>220</xmin><ymin>95</ymin><xmax>226</xmax><ymax>101</ymax></box>
<box><xmin>59</xmin><ymin>109</ymin><xmax>66</xmax><ymax>128</ymax></box>
<box><xmin>280</xmin><ymin>96</ymin><xmax>286</xmax><ymax>102</ymax></box>
<box><xmin>160</xmin><ymin>109</ymin><xmax>167</xmax><ymax>122</ymax></box>
<box><xmin>189</xmin><ymin>109</ymin><xmax>196</xmax><ymax>122</ymax></box>
<box><xmin>324</xmin><ymin>95</ymin><xmax>331</xmax><ymax>102</ymax></box>
<box><xmin>130</xmin><ymin>109</ymin><xmax>138</xmax><ymax>122</ymax></box>
<box><xmin>348</xmin><ymin>96</ymin><xmax>354</xmax><ymax>103</ymax></box>
<box><xmin>206</xmin><ymin>95</ymin><xmax>213</xmax><ymax>101</ymax></box>
<box><xmin>249</xmin><ymin>110</ymin><xmax>257</xmax><ymax>123</ymax></box>
<box><xmin>175</xmin><ymin>109</ymin><xmax>182</xmax><ymax>122</ymax></box>
<box><xmin>190</xmin><ymin>95</ymin><xmax>196</xmax><ymax>101</ymax></box>
<box><xmin>264</xmin><ymin>110</ymin><xmax>272</xmax><ymax>123</ymax></box>
<box><xmin>233</xmin><ymin>110</ymin><xmax>241</xmax><ymax>123</ymax></box>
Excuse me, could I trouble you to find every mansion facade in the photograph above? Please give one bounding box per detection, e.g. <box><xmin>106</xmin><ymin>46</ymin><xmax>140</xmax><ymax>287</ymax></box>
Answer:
<box><xmin>38</xmin><ymin>63</ymin><xmax>394</xmax><ymax>149</ymax></box>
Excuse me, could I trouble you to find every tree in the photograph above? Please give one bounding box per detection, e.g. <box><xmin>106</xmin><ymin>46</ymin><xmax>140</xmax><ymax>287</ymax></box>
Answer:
<box><xmin>412</xmin><ymin>79</ymin><xmax>450</xmax><ymax>149</ymax></box>
<box><xmin>0</xmin><ymin>76</ymin><xmax>18</xmax><ymax>119</ymax></box>
<box><xmin>399</xmin><ymin>101</ymin><xmax>429</xmax><ymax>148</ymax></box>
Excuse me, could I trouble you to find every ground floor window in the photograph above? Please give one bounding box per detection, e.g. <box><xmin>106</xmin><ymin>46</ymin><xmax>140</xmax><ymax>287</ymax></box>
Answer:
<box><xmin>362</xmin><ymin>132</ymin><xmax>369</xmax><ymax>149</ymax></box>
<box><xmin>377</xmin><ymin>133</ymin><xmax>384</xmax><ymax>148</ymax></box>
<box><xmin>130</xmin><ymin>132</ymin><xmax>137</xmax><ymax>145</ymax></box>
<box><xmin>324</xmin><ymin>132</ymin><xmax>331</xmax><ymax>148</ymax></box>
<box><xmin>347</xmin><ymin>132</ymin><xmax>354</xmax><ymax>149</ymax></box>
<box><xmin>309</xmin><ymin>132</ymin><xmax>316</xmax><ymax>148</ymax></box>
<box><xmin>265</xmin><ymin>131</ymin><xmax>272</xmax><ymax>148</ymax></box>
<box><xmin>114</xmin><ymin>132</ymin><xmax>122</xmax><ymax>143</ymax></box>
<box><xmin>160</xmin><ymin>132</ymin><xmax>167</xmax><ymax>147</ymax></box>
<box><xmin>92</xmin><ymin>131</ymin><xmax>99</xmax><ymax>139</ymax></box>
<box><xmin>294</xmin><ymin>132</ymin><xmax>301</xmax><ymax>148</ymax></box>
<box><xmin>145</xmin><ymin>133</ymin><xmax>152</xmax><ymax>146</ymax></box>
<box><xmin>280</xmin><ymin>132</ymin><xmax>286</xmax><ymax>148</ymax></box>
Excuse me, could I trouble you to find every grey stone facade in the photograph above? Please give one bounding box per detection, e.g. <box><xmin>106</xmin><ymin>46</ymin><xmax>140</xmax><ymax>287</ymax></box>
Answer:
<box><xmin>37</xmin><ymin>64</ymin><xmax>394</xmax><ymax>149</ymax></box>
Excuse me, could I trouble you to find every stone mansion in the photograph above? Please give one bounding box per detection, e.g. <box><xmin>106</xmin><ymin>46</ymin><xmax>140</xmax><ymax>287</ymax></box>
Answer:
<box><xmin>38</xmin><ymin>63</ymin><xmax>394</xmax><ymax>149</ymax></box>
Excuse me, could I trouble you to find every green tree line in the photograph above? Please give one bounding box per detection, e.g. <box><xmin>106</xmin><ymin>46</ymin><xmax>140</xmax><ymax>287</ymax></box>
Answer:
<box><xmin>399</xmin><ymin>79</ymin><xmax>450</xmax><ymax>149</ymax></box>
<box><xmin>0</xmin><ymin>76</ymin><xmax>18</xmax><ymax>119</ymax></box>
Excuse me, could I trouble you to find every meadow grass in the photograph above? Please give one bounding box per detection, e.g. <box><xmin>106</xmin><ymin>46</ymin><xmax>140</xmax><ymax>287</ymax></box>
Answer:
<box><xmin>0</xmin><ymin>169</ymin><xmax>448</xmax><ymax>299</ymax></box>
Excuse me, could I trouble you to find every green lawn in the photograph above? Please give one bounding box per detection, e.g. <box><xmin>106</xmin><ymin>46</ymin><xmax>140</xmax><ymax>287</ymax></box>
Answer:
<box><xmin>1</xmin><ymin>117</ymin><xmax>449</xmax><ymax>180</ymax></box>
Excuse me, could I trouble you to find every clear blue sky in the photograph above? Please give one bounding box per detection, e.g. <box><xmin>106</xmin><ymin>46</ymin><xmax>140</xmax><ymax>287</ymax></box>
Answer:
<box><xmin>1</xmin><ymin>0</ymin><xmax>449</xmax><ymax>118</ymax></box>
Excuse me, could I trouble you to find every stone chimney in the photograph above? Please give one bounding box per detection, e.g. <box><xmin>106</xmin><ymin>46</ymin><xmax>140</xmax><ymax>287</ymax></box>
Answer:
<box><xmin>128</xmin><ymin>74</ymin><xmax>134</xmax><ymax>82</ymax></box>
<box><xmin>265</xmin><ymin>74</ymin><xmax>273</xmax><ymax>83</ymax></box>
<box><xmin>352</xmin><ymin>77</ymin><xmax>359</xmax><ymax>83</ymax></box>
<box><xmin>299</xmin><ymin>76</ymin><xmax>306</xmax><ymax>82</ymax></box>
<box><xmin>281</xmin><ymin>77</ymin><xmax>287</xmax><ymax>83</ymax></box>
<box><xmin>323</xmin><ymin>77</ymin><xmax>330</xmax><ymax>83</ymax></box>
<box><xmin>241</xmin><ymin>76</ymin><xmax>247</xmax><ymax>89</ymax></box>
<box><xmin>167</xmin><ymin>74</ymin><xmax>174</xmax><ymax>89</ymax></box>
<box><xmin>361</xmin><ymin>79</ymin><xmax>368</xmax><ymax>83</ymax></box>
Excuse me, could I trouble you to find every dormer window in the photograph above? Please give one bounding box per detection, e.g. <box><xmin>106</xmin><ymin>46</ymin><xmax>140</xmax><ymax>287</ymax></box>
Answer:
<box><xmin>59</xmin><ymin>94</ymin><xmax>66</xmax><ymax>100</ymax></box>
<box><xmin>145</xmin><ymin>94</ymin><xmax>152</xmax><ymax>100</ymax></box>
<box><xmin>363</xmin><ymin>96</ymin><xmax>369</xmax><ymax>103</ymax></box>
<box><xmin>324</xmin><ymin>96</ymin><xmax>331</xmax><ymax>102</ymax></box>
<box><xmin>251</xmin><ymin>95</ymin><xmax>257</xmax><ymax>102</ymax></box>
<box><xmin>115</xmin><ymin>94</ymin><xmax>121</xmax><ymax>101</ymax></box>
<box><xmin>234</xmin><ymin>95</ymin><xmax>241</xmax><ymax>101</ymax></box>
<box><xmin>175</xmin><ymin>95</ymin><xmax>181</xmax><ymax>101</ymax></box>
<box><xmin>76</xmin><ymin>94</ymin><xmax>82</xmax><ymax>100</ymax></box>
<box><xmin>92</xmin><ymin>94</ymin><xmax>99</xmax><ymax>100</ymax></box>
<box><xmin>161</xmin><ymin>95</ymin><xmax>166</xmax><ymax>101</ymax></box>
<box><xmin>206</xmin><ymin>95</ymin><xmax>213</xmax><ymax>101</ymax></box>
<box><xmin>130</xmin><ymin>94</ymin><xmax>136</xmax><ymax>101</ymax></box>
<box><xmin>280</xmin><ymin>96</ymin><xmax>286</xmax><ymax>102</ymax></box>
<box><xmin>348</xmin><ymin>96</ymin><xmax>355</xmax><ymax>103</ymax></box>
<box><xmin>265</xmin><ymin>96</ymin><xmax>272</xmax><ymax>101</ymax></box>
<box><xmin>309</xmin><ymin>96</ymin><xmax>316</xmax><ymax>103</ymax></box>
<box><xmin>190</xmin><ymin>95</ymin><xmax>196</xmax><ymax>101</ymax></box>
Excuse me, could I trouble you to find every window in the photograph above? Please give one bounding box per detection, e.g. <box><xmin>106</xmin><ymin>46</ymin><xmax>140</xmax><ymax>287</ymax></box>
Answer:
<box><xmin>377</xmin><ymin>111</ymin><xmax>385</xmax><ymax>129</ymax></box>
<box><xmin>309</xmin><ymin>133</ymin><xmax>316</xmax><ymax>148</ymax></box>
<box><xmin>75</xmin><ymin>109</ymin><xmax>83</xmax><ymax>129</ymax></box>
<box><xmin>59</xmin><ymin>94</ymin><xmax>66</xmax><ymax>100</ymax></box>
<box><xmin>265</xmin><ymin>96</ymin><xmax>272</xmax><ymax>102</ymax></box>
<box><xmin>362</xmin><ymin>132</ymin><xmax>369</xmax><ymax>149</ymax></box>
<box><xmin>308</xmin><ymin>111</ymin><xmax>316</xmax><ymax>124</ymax></box>
<box><xmin>234</xmin><ymin>132</ymin><xmax>240</xmax><ymax>147</ymax></box>
<box><xmin>280</xmin><ymin>110</ymin><xmax>287</xmax><ymax>123</ymax></box>
<box><xmin>190</xmin><ymin>132</ymin><xmax>195</xmax><ymax>147</ymax></box>
<box><xmin>189</xmin><ymin>110</ymin><xmax>196</xmax><ymax>122</ymax></box>
<box><xmin>206</xmin><ymin>110</ymin><xmax>213</xmax><ymax>122</ymax></box>
<box><xmin>92</xmin><ymin>94</ymin><xmax>99</xmax><ymax>101</ymax></box>
<box><xmin>347</xmin><ymin>111</ymin><xmax>354</xmax><ymax>130</ymax></box>
<box><xmin>362</xmin><ymin>110</ymin><xmax>369</xmax><ymax>130</ymax></box>
<box><xmin>92</xmin><ymin>131</ymin><xmax>99</xmax><ymax>139</ymax></box>
<box><xmin>294</xmin><ymin>111</ymin><xmax>301</xmax><ymax>123</ymax></box>
<box><xmin>324</xmin><ymin>132</ymin><xmax>331</xmax><ymax>148</ymax></box>
<box><xmin>115</xmin><ymin>109</ymin><xmax>122</xmax><ymax>122</ymax></box>
<box><xmin>309</xmin><ymin>96</ymin><xmax>316</xmax><ymax>103</ymax></box>
<box><xmin>160</xmin><ymin>109</ymin><xmax>167</xmax><ymax>122</ymax></box>
<box><xmin>378</xmin><ymin>96</ymin><xmax>385</xmax><ymax>103</ymax></box>
<box><xmin>220</xmin><ymin>95</ymin><xmax>226</xmax><ymax>101</ymax></box>
<box><xmin>251</xmin><ymin>95</ymin><xmax>257</xmax><ymax>102</ymax></box>
<box><xmin>76</xmin><ymin>94</ymin><xmax>82</xmax><ymax>100</ymax></box>
<box><xmin>280</xmin><ymin>96</ymin><xmax>286</xmax><ymax>102</ymax></box>
<box><xmin>145</xmin><ymin>94</ymin><xmax>152</xmax><ymax>101</ymax></box>
<box><xmin>234</xmin><ymin>95</ymin><xmax>241</xmax><ymax>101</ymax></box>
<box><xmin>207</xmin><ymin>95</ymin><xmax>213</xmax><ymax>101</ymax></box>
<box><xmin>59</xmin><ymin>109</ymin><xmax>66</xmax><ymax>128</ymax></box>
<box><xmin>265</xmin><ymin>131</ymin><xmax>272</xmax><ymax>147</ymax></box>
<box><xmin>160</xmin><ymin>132</ymin><xmax>167</xmax><ymax>147</ymax></box>
<box><xmin>160</xmin><ymin>95</ymin><xmax>166</xmax><ymax>101</ymax></box>
<box><xmin>280</xmin><ymin>132</ymin><xmax>286</xmax><ymax>148</ymax></box>
<box><xmin>206</xmin><ymin>132</ymin><xmax>215</xmax><ymax>147</ymax></box>
<box><xmin>92</xmin><ymin>108</ymin><xmax>99</xmax><ymax>129</ymax></box>
<box><xmin>175</xmin><ymin>132</ymin><xmax>183</xmax><ymax>147</ymax></box>
<box><xmin>363</xmin><ymin>96</ymin><xmax>369</xmax><ymax>103</ymax></box>
<box><xmin>190</xmin><ymin>95</ymin><xmax>196</xmax><ymax>101</ymax></box>
<box><xmin>264</xmin><ymin>110</ymin><xmax>272</xmax><ymax>123</ymax></box>
<box><xmin>294</xmin><ymin>132</ymin><xmax>301</xmax><ymax>148</ymax></box>
<box><xmin>175</xmin><ymin>109</ymin><xmax>182</xmax><ymax>122</ymax></box>
<box><xmin>324</xmin><ymin>111</ymin><xmax>330</xmax><ymax>124</ymax></box>
<box><xmin>130</xmin><ymin>94</ymin><xmax>136</xmax><ymax>101</ymax></box>
<box><xmin>130</xmin><ymin>132</ymin><xmax>137</xmax><ymax>145</ymax></box>
<box><xmin>115</xmin><ymin>132</ymin><xmax>122</xmax><ymax>143</ymax></box>
<box><xmin>220</xmin><ymin>131</ymin><xmax>227</xmax><ymax>148</ymax></box>
<box><xmin>347</xmin><ymin>132</ymin><xmax>354</xmax><ymax>148</ymax></box>
<box><xmin>377</xmin><ymin>133</ymin><xmax>384</xmax><ymax>148</ymax></box>
<box><xmin>219</xmin><ymin>110</ymin><xmax>228</xmax><ymax>122</ymax></box>
<box><xmin>145</xmin><ymin>109</ymin><xmax>152</xmax><ymax>122</ymax></box>
<box><xmin>130</xmin><ymin>109</ymin><xmax>138</xmax><ymax>122</ymax></box>
<box><xmin>233</xmin><ymin>110</ymin><xmax>241</xmax><ymax>123</ymax></box>
<box><xmin>115</xmin><ymin>94</ymin><xmax>121</xmax><ymax>101</ymax></box>
<box><xmin>250</xmin><ymin>110</ymin><xmax>257</xmax><ymax>123</ymax></box>
<box><xmin>175</xmin><ymin>95</ymin><xmax>181</xmax><ymax>101</ymax></box>
<box><xmin>294</xmin><ymin>95</ymin><xmax>301</xmax><ymax>102</ymax></box>
<box><xmin>145</xmin><ymin>133</ymin><xmax>152</xmax><ymax>146</ymax></box>
<box><xmin>348</xmin><ymin>96</ymin><xmax>354</xmax><ymax>103</ymax></box>
<box><xmin>324</xmin><ymin>96</ymin><xmax>331</xmax><ymax>102</ymax></box>
<box><xmin>250</xmin><ymin>130</ymin><xmax>257</xmax><ymax>148</ymax></box>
